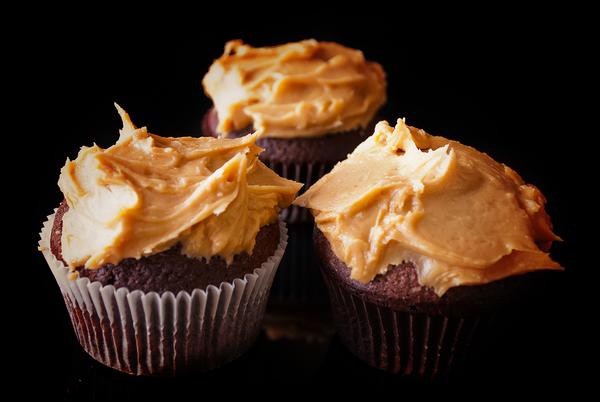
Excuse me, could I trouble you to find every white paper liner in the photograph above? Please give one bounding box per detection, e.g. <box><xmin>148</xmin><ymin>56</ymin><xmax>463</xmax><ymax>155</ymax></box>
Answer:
<box><xmin>39</xmin><ymin>212</ymin><xmax>287</xmax><ymax>375</ymax></box>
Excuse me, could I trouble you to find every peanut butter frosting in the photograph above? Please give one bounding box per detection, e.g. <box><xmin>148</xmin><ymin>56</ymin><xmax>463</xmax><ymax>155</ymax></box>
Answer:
<box><xmin>58</xmin><ymin>105</ymin><xmax>302</xmax><ymax>270</ymax></box>
<box><xmin>202</xmin><ymin>39</ymin><xmax>386</xmax><ymax>139</ymax></box>
<box><xmin>294</xmin><ymin>119</ymin><xmax>562</xmax><ymax>296</ymax></box>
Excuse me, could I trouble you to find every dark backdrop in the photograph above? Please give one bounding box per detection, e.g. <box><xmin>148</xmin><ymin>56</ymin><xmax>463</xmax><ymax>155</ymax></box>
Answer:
<box><xmin>20</xmin><ymin>14</ymin><xmax>589</xmax><ymax>399</ymax></box>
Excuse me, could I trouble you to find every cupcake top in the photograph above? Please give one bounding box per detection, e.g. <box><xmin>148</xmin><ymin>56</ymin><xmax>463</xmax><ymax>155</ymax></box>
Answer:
<box><xmin>202</xmin><ymin>39</ymin><xmax>386</xmax><ymax>139</ymax></box>
<box><xmin>294</xmin><ymin>119</ymin><xmax>562</xmax><ymax>296</ymax></box>
<box><xmin>58</xmin><ymin>105</ymin><xmax>302</xmax><ymax>270</ymax></box>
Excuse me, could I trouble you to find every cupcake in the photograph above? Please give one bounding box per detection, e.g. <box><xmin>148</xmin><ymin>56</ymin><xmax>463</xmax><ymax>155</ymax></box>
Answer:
<box><xmin>294</xmin><ymin>119</ymin><xmax>562</xmax><ymax>377</ymax></box>
<box><xmin>202</xmin><ymin>39</ymin><xmax>387</xmax><ymax>223</ymax></box>
<box><xmin>38</xmin><ymin>105</ymin><xmax>302</xmax><ymax>375</ymax></box>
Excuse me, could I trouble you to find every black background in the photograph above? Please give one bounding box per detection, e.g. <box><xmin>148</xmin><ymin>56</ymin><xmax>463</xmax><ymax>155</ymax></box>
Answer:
<box><xmin>19</xmin><ymin>12</ymin><xmax>591</xmax><ymax>399</ymax></box>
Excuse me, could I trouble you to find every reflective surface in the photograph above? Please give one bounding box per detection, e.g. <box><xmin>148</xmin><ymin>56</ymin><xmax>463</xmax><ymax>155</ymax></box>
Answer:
<box><xmin>23</xmin><ymin>22</ymin><xmax>587</xmax><ymax>398</ymax></box>
<box><xmin>54</xmin><ymin>246</ymin><xmax>576</xmax><ymax>400</ymax></box>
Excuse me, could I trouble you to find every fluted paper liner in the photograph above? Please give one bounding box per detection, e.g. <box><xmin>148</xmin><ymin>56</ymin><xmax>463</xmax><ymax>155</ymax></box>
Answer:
<box><xmin>265</xmin><ymin>160</ymin><xmax>334</xmax><ymax>224</ymax></box>
<box><xmin>263</xmin><ymin>160</ymin><xmax>337</xmax><ymax>302</ymax></box>
<box><xmin>321</xmin><ymin>266</ymin><xmax>492</xmax><ymax>378</ymax></box>
<box><xmin>39</xmin><ymin>213</ymin><xmax>287</xmax><ymax>376</ymax></box>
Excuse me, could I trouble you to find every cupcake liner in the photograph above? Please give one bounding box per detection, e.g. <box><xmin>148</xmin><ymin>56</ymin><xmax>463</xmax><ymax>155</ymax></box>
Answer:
<box><xmin>320</xmin><ymin>266</ymin><xmax>492</xmax><ymax>378</ymax></box>
<box><xmin>39</xmin><ymin>213</ymin><xmax>287</xmax><ymax>376</ymax></box>
<box><xmin>269</xmin><ymin>222</ymin><xmax>328</xmax><ymax>306</ymax></box>
<box><xmin>264</xmin><ymin>160</ymin><xmax>335</xmax><ymax>224</ymax></box>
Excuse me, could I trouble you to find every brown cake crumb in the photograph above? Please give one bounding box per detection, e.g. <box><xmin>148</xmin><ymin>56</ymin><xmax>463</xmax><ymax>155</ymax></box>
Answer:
<box><xmin>51</xmin><ymin>201</ymin><xmax>280</xmax><ymax>293</ymax></box>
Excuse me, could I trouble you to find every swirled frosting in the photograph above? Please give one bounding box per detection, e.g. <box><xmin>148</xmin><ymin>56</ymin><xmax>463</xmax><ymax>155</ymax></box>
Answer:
<box><xmin>202</xmin><ymin>39</ymin><xmax>386</xmax><ymax>139</ymax></box>
<box><xmin>294</xmin><ymin>119</ymin><xmax>562</xmax><ymax>296</ymax></box>
<box><xmin>58</xmin><ymin>105</ymin><xmax>302</xmax><ymax>269</ymax></box>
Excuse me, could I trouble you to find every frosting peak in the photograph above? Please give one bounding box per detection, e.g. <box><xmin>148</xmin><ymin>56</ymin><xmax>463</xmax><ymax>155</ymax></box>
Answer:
<box><xmin>294</xmin><ymin>119</ymin><xmax>562</xmax><ymax>296</ymax></box>
<box><xmin>58</xmin><ymin>105</ymin><xmax>302</xmax><ymax>269</ymax></box>
<box><xmin>202</xmin><ymin>39</ymin><xmax>386</xmax><ymax>139</ymax></box>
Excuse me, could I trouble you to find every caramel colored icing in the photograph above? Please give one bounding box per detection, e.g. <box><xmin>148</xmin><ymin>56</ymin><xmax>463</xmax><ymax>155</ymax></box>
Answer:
<box><xmin>294</xmin><ymin>119</ymin><xmax>562</xmax><ymax>296</ymax></box>
<box><xmin>58</xmin><ymin>105</ymin><xmax>302</xmax><ymax>270</ymax></box>
<box><xmin>202</xmin><ymin>39</ymin><xmax>386</xmax><ymax>139</ymax></box>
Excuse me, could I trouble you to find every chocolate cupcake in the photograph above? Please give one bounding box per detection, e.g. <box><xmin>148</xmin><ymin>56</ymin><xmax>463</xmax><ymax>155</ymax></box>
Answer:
<box><xmin>294</xmin><ymin>119</ymin><xmax>562</xmax><ymax>377</ymax></box>
<box><xmin>202</xmin><ymin>39</ymin><xmax>387</xmax><ymax>223</ymax></box>
<box><xmin>38</xmin><ymin>105</ymin><xmax>302</xmax><ymax>375</ymax></box>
